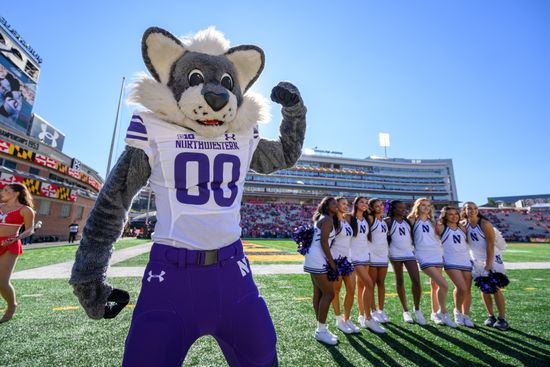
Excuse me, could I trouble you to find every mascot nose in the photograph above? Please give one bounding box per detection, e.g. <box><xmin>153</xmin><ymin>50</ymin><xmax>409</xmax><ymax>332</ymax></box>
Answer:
<box><xmin>204</xmin><ymin>92</ymin><xmax>229</xmax><ymax>111</ymax></box>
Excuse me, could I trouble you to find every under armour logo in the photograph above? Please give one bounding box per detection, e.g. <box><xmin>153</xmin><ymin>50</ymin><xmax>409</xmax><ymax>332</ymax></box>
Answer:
<box><xmin>38</xmin><ymin>123</ymin><xmax>60</xmax><ymax>147</ymax></box>
<box><xmin>147</xmin><ymin>270</ymin><xmax>166</xmax><ymax>282</ymax></box>
<box><xmin>237</xmin><ymin>257</ymin><xmax>250</xmax><ymax>277</ymax></box>
<box><xmin>225</xmin><ymin>133</ymin><xmax>236</xmax><ymax>141</ymax></box>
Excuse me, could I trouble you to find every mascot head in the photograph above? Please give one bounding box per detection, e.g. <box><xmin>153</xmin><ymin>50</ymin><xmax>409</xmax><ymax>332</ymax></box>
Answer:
<box><xmin>128</xmin><ymin>27</ymin><xmax>269</xmax><ymax>138</ymax></box>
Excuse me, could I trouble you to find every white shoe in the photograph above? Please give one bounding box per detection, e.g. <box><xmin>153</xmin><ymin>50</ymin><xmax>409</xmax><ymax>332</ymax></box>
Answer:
<box><xmin>365</xmin><ymin>318</ymin><xmax>386</xmax><ymax>334</ymax></box>
<box><xmin>372</xmin><ymin>311</ymin><xmax>384</xmax><ymax>323</ymax></box>
<box><xmin>327</xmin><ymin>328</ymin><xmax>339</xmax><ymax>341</ymax></box>
<box><xmin>454</xmin><ymin>309</ymin><xmax>464</xmax><ymax>326</ymax></box>
<box><xmin>336</xmin><ymin>318</ymin><xmax>353</xmax><ymax>334</ymax></box>
<box><xmin>431</xmin><ymin>312</ymin><xmax>444</xmax><ymax>325</ymax></box>
<box><xmin>379</xmin><ymin>310</ymin><xmax>390</xmax><ymax>323</ymax></box>
<box><xmin>462</xmin><ymin>315</ymin><xmax>475</xmax><ymax>328</ymax></box>
<box><xmin>438</xmin><ymin>312</ymin><xmax>457</xmax><ymax>328</ymax></box>
<box><xmin>315</xmin><ymin>329</ymin><xmax>338</xmax><ymax>345</ymax></box>
<box><xmin>358</xmin><ymin>315</ymin><xmax>366</xmax><ymax>328</ymax></box>
<box><xmin>403</xmin><ymin>311</ymin><xmax>414</xmax><ymax>324</ymax></box>
<box><xmin>345</xmin><ymin>319</ymin><xmax>361</xmax><ymax>333</ymax></box>
<box><xmin>415</xmin><ymin>310</ymin><xmax>427</xmax><ymax>325</ymax></box>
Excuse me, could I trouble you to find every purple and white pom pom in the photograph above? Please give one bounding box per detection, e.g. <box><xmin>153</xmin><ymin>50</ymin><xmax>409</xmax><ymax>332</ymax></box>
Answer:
<box><xmin>474</xmin><ymin>270</ymin><xmax>507</xmax><ymax>294</ymax></box>
<box><xmin>336</xmin><ymin>256</ymin><xmax>355</xmax><ymax>277</ymax></box>
<box><xmin>323</xmin><ymin>262</ymin><xmax>339</xmax><ymax>281</ymax></box>
<box><xmin>293</xmin><ymin>225</ymin><xmax>314</xmax><ymax>255</ymax></box>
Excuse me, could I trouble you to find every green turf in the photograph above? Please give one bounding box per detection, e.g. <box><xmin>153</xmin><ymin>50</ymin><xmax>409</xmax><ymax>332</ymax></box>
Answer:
<box><xmin>113</xmin><ymin>240</ymin><xmax>550</xmax><ymax>267</ymax></box>
<box><xmin>15</xmin><ymin>239</ymin><xmax>151</xmax><ymax>271</ymax></box>
<box><xmin>1</xmin><ymin>270</ymin><xmax>549</xmax><ymax>366</ymax></box>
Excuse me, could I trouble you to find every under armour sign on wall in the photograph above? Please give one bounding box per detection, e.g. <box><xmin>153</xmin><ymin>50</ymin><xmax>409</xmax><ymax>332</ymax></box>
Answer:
<box><xmin>28</xmin><ymin>114</ymin><xmax>66</xmax><ymax>151</ymax></box>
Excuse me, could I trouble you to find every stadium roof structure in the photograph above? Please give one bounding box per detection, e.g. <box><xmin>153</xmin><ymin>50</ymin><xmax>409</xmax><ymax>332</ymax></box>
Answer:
<box><xmin>488</xmin><ymin>194</ymin><xmax>550</xmax><ymax>202</ymax></box>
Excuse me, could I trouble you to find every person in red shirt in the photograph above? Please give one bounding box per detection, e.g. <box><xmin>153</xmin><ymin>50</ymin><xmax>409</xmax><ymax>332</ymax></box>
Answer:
<box><xmin>0</xmin><ymin>183</ymin><xmax>35</xmax><ymax>323</ymax></box>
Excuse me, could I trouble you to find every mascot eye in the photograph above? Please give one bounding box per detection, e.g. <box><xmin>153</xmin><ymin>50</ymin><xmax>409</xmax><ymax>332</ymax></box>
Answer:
<box><xmin>188</xmin><ymin>70</ymin><xmax>204</xmax><ymax>86</ymax></box>
<box><xmin>221</xmin><ymin>73</ymin><xmax>233</xmax><ymax>90</ymax></box>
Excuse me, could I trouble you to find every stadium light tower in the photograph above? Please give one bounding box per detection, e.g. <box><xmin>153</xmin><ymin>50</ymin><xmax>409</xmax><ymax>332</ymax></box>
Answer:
<box><xmin>379</xmin><ymin>132</ymin><xmax>390</xmax><ymax>158</ymax></box>
<box><xmin>106</xmin><ymin>76</ymin><xmax>126</xmax><ymax>178</ymax></box>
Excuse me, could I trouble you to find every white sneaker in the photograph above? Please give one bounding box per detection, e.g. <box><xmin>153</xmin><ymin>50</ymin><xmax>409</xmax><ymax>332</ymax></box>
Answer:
<box><xmin>372</xmin><ymin>311</ymin><xmax>384</xmax><ymax>323</ymax></box>
<box><xmin>379</xmin><ymin>310</ymin><xmax>390</xmax><ymax>323</ymax></box>
<box><xmin>345</xmin><ymin>319</ymin><xmax>361</xmax><ymax>333</ymax></box>
<box><xmin>431</xmin><ymin>312</ymin><xmax>444</xmax><ymax>325</ymax></box>
<box><xmin>415</xmin><ymin>310</ymin><xmax>427</xmax><ymax>325</ymax></box>
<box><xmin>454</xmin><ymin>309</ymin><xmax>464</xmax><ymax>326</ymax></box>
<box><xmin>358</xmin><ymin>314</ymin><xmax>366</xmax><ymax>328</ymax></box>
<box><xmin>462</xmin><ymin>315</ymin><xmax>475</xmax><ymax>328</ymax></box>
<box><xmin>327</xmin><ymin>328</ymin><xmax>339</xmax><ymax>341</ymax></box>
<box><xmin>315</xmin><ymin>329</ymin><xmax>338</xmax><ymax>345</ymax></box>
<box><xmin>438</xmin><ymin>312</ymin><xmax>457</xmax><ymax>328</ymax></box>
<box><xmin>336</xmin><ymin>318</ymin><xmax>353</xmax><ymax>334</ymax></box>
<box><xmin>403</xmin><ymin>311</ymin><xmax>414</xmax><ymax>324</ymax></box>
<box><xmin>365</xmin><ymin>318</ymin><xmax>386</xmax><ymax>333</ymax></box>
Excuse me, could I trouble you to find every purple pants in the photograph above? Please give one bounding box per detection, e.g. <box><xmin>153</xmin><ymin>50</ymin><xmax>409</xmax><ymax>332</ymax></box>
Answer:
<box><xmin>122</xmin><ymin>241</ymin><xmax>277</xmax><ymax>367</ymax></box>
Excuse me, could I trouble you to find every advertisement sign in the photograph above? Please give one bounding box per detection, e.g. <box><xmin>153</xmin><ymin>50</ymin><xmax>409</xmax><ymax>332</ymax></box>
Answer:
<box><xmin>28</xmin><ymin>114</ymin><xmax>65</xmax><ymax>151</ymax></box>
<box><xmin>0</xmin><ymin>54</ymin><xmax>36</xmax><ymax>133</ymax></box>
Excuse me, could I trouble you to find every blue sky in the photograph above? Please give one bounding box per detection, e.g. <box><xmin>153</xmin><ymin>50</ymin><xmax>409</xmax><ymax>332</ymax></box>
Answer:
<box><xmin>2</xmin><ymin>0</ymin><xmax>549</xmax><ymax>204</ymax></box>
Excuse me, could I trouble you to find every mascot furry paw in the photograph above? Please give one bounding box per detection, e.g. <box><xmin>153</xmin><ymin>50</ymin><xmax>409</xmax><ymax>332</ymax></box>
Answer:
<box><xmin>70</xmin><ymin>27</ymin><xmax>306</xmax><ymax>366</ymax></box>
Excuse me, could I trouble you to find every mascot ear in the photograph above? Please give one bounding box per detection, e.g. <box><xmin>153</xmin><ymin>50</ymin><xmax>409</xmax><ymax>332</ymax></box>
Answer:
<box><xmin>142</xmin><ymin>27</ymin><xmax>186</xmax><ymax>84</ymax></box>
<box><xmin>226</xmin><ymin>46</ymin><xmax>265</xmax><ymax>93</ymax></box>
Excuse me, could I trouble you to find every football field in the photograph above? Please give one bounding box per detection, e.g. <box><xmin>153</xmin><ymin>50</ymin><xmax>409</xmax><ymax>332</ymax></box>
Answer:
<box><xmin>1</xmin><ymin>239</ymin><xmax>549</xmax><ymax>366</ymax></box>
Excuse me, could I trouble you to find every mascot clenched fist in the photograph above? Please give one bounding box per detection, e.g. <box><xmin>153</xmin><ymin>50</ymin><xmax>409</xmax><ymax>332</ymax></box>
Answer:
<box><xmin>70</xmin><ymin>27</ymin><xmax>306</xmax><ymax>366</ymax></box>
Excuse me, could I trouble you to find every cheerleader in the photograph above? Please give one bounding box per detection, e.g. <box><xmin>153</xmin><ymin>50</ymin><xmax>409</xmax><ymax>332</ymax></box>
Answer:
<box><xmin>350</xmin><ymin>197</ymin><xmax>385</xmax><ymax>333</ymax></box>
<box><xmin>386</xmin><ymin>200</ymin><xmax>425</xmax><ymax>325</ymax></box>
<box><xmin>462</xmin><ymin>202</ymin><xmax>509</xmax><ymax>331</ymax></box>
<box><xmin>303</xmin><ymin>197</ymin><xmax>340</xmax><ymax>345</ymax></box>
<box><xmin>408</xmin><ymin>198</ymin><xmax>456</xmax><ymax>328</ymax></box>
<box><xmin>436</xmin><ymin>207</ymin><xmax>474</xmax><ymax>328</ymax></box>
<box><xmin>367</xmin><ymin>198</ymin><xmax>390</xmax><ymax>323</ymax></box>
<box><xmin>330</xmin><ymin>197</ymin><xmax>360</xmax><ymax>334</ymax></box>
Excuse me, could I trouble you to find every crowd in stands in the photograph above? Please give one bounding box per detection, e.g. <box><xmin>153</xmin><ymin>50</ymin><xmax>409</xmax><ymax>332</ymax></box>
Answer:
<box><xmin>240</xmin><ymin>201</ymin><xmax>316</xmax><ymax>238</ymax></box>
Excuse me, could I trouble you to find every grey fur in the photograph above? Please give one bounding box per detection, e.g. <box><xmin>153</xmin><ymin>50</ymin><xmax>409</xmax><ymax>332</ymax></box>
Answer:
<box><xmin>251</xmin><ymin>82</ymin><xmax>307</xmax><ymax>174</ymax></box>
<box><xmin>169</xmin><ymin>52</ymin><xmax>243</xmax><ymax>104</ymax></box>
<box><xmin>70</xmin><ymin>147</ymin><xmax>151</xmax><ymax>318</ymax></box>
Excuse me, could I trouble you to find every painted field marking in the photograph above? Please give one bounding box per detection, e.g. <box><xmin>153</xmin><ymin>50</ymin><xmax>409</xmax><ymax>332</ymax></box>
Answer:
<box><xmin>53</xmin><ymin>306</ymin><xmax>80</xmax><ymax>311</ymax></box>
<box><xmin>247</xmin><ymin>255</ymin><xmax>303</xmax><ymax>262</ymax></box>
<box><xmin>295</xmin><ymin>297</ymin><xmax>311</xmax><ymax>301</ymax></box>
<box><xmin>21</xmin><ymin>294</ymin><xmax>43</xmax><ymax>298</ymax></box>
<box><xmin>506</xmin><ymin>250</ymin><xmax>530</xmax><ymax>253</ymax></box>
<box><xmin>525</xmin><ymin>288</ymin><xmax>537</xmax><ymax>291</ymax></box>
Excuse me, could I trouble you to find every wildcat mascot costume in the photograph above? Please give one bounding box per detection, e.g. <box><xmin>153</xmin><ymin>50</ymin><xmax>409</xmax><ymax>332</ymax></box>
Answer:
<box><xmin>70</xmin><ymin>27</ymin><xmax>306</xmax><ymax>366</ymax></box>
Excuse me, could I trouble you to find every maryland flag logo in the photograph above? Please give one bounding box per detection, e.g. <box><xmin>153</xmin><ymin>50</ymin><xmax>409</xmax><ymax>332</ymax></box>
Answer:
<box><xmin>12</xmin><ymin>146</ymin><xmax>35</xmax><ymax>162</ymax></box>
<box><xmin>57</xmin><ymin>187</ymin><xmax>73</xmax><ymax>201</ymax></box>
<box><xmin>24</xmin><ymin>178</ymin><xmax>41</xmax><ymax>195</ymax></box>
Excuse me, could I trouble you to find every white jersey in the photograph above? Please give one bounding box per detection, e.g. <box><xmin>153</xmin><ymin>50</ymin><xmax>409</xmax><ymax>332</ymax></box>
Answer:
<box><xmin>466</xmin><ymin>221</ymin><xmax>505</xmax><ymax>273</ymax></box>
<box><xmin>413</xmin><ymin>219</ymin><xmax>444</xmax><ymax>269</ymax></box>
<box><xmin>466</xmin><ymin>223</ymin><xmax>501</xmax><ymax>261</ymax></box>
<box><xmin>441</xmin><ymin>226</ymin><xmax>471</xmax><ymax>271</ymax></box>
<box><xmin>388</xmin><ymin>219</ymin><xmax>415</xmax><ymax>261</ymax></box>
<box><xmin>330</xmin><ymin>220</ymin><xmax>353</xmax><ymax>259</ymax></box>
<box><xmin>350</xmin><ymin>218</ymin><xmax>370</xmax><ymax>265</ymax></box>
<box><xmin>369</xmin><ymin>218</ymin><xmax>389</xmax><ymax>266</ymax></box>
<box><xmin>125</xmin><ymin>111</ymin><xmax>260</xmax><ymax>250</ymax></box>
<box><xmin>304</xmin><ymin>223</ymin><xmax>336</xmax><ymax>274</ymax></box>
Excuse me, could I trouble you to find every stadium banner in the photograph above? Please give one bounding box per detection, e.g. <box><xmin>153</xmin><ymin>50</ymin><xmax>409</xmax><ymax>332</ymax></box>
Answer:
<box><xmin>0</xmin><ymin>172</ymin><xmax>76</xmax><ymax>202</ymax></box>
<box><xmin>28</xmin><ymin>114</ymin><xmax>65</xmax><ymax>151</ymax></box>
<box><xmin>0</xmin><ymin>54</ymin><xmax>36</xmax><ymax>134</ymax></box>
<box><xmin>0</xmin><ymin>137</ymin><xmax>102</xmax><ymax>191</ymax></box>
<box><xmin>530</xmin><ymin>237</ymin><xmax>550</xmax><ymax>243</ymax></box>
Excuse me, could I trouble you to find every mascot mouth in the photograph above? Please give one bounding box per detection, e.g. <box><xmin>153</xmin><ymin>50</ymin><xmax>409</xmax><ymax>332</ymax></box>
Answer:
<box><xmin>197</xmin><ymin>120</ymin><xmax>224</xmax><ymax>127</ymax></box>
